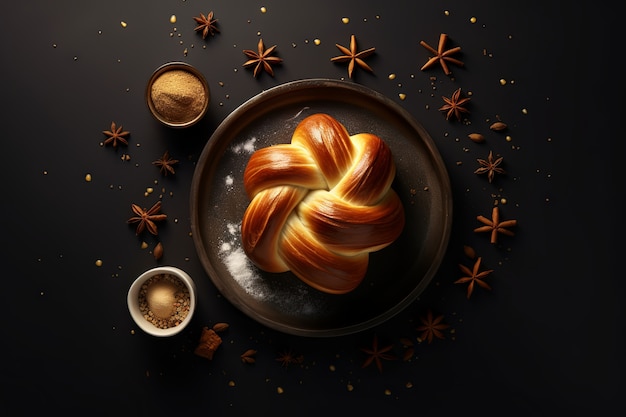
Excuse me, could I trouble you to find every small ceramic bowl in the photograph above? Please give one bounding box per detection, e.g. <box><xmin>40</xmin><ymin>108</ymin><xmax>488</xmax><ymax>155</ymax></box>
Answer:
<box><xmin>146</xmin><ymin>62</ymin><xmax>210</xmax><ymax>128</ymax></box>
<box><xmin>127</xmin><ymin>266</ymin><xmax>197</xmax><ymax>337</ymax></box>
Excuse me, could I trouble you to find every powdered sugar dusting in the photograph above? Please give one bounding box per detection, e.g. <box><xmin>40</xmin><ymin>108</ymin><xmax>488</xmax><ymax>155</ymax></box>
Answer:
<box><xmin>231</xmin><ymin>136</ymin><xmax>257</xmax><ymax>154</ymax></box>
<box><xmin>219</xmin><ymin>222</ymin><xmax>266</xmax><ymax>300</ymax></box>
<box><xmin>217</xmin><ymin>221</ymin><xmax>318</xmax><ymax>314</ymax></box>
<box><xmin>224</xmin><ymin>174</ymin><xmax>234</xmax><ymax>189</ymax></box>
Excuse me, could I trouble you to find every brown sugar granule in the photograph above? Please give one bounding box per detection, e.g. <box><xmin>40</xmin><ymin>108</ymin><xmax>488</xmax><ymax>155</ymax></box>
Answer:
<box><xmin>150</xmin><ymin>70</ymin><xmax>207</xmax><ymax>123</ymax></box>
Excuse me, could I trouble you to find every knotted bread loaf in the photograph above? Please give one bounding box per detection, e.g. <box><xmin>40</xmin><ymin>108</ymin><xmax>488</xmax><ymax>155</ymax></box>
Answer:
<box><xmin>241</xmin><ymin>113</ymin><xmax>405</xmax><ymax>294</ymax></box>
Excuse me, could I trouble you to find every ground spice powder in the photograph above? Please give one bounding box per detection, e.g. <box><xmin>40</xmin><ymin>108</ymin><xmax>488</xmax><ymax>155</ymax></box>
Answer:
<box><xmin>150</xmin><ymin>69</ymin><xmax>207</xmax><ymax>123</ymax></box>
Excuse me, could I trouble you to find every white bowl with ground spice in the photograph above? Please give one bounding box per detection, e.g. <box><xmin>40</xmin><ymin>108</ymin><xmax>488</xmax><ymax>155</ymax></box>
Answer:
<box><xmin>127</xmin><ymin>266</ymin><xmax>197</xmax><ymax>337</ymax></box>
<box><xmin>146</xmin><ymin>62</ymin><xmax>210</xmax><ymax>128</ymax></box>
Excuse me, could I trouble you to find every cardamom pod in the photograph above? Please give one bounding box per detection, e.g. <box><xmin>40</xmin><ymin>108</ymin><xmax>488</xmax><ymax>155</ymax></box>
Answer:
<box><xmin>490</xmin><ymin>121</ymin><xmax>507</xmax><ymax>131</ymax></box>
<box><xmin>468</xmin><ymin>133</ymin><xmax>485</xmax><ymax>143</ymax></box>
<box><xmin>212</xmin><ymin>322</ymin><xmax>230</xmax><ymax>332</ymax></box>
<box><xmin>153</xmin><ymin>242</ymin><xmax>164</xmax><ymax>260</ymax></box>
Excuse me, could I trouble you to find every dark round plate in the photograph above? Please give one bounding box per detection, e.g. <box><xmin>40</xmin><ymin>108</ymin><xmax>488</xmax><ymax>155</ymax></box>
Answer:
<box><xmin>190</xmin><ymin>79</ymin><xmax>452</xmax><ymax>337</ymax></box>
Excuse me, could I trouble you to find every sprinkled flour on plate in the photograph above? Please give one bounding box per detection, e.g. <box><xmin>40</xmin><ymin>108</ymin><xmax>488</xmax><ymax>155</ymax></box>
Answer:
<box><xmin>225</xmin><ymin>174</ymin><xmax>234</xmax><ymax>189</ymax></box>
<box><xmin>217</xmin><ymin>222</ymin><xmax>319</xmax><ymax>315</ymax></box>
<box><xmin>231</xmin><ymin>136</ymin><xmax>257</xmax><ymax>154</ymax></box>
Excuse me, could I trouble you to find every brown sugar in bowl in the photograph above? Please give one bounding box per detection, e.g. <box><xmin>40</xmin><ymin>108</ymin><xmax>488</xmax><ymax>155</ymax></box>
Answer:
<box><xmin>146</xmin><ymin>62</ymin><xmax>210</xmax><ymax>128</ymax></box>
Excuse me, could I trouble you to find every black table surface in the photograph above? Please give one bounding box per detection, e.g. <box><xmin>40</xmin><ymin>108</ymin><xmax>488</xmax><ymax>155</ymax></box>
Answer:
<box><xmin>2</xmin><ymin>0</ymin><xmax>623</xmax><ymax>415</ymax></box>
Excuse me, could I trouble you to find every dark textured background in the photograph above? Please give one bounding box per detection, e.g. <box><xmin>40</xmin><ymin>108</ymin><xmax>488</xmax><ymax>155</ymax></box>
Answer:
<box><xmin>2</xmin><ymin>0</ymin><xmax>622</xmax><ymax>415</ymax></box>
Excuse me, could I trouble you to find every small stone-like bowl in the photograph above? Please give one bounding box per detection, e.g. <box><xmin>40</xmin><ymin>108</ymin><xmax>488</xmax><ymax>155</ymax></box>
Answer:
<box><xmin>146</xmin><ymin>62</ymin><xmax>210</xmax><ymax>128</ymax></box>
<box><xmin>127</xmin><ymin>266</ymin><xmax>197</xmax><ymax>337</ymax></box>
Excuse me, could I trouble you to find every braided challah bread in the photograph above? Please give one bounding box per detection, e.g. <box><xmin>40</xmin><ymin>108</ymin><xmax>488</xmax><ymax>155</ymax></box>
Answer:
<box><xmin>241</xmin><ymin>113</ymin><xmax>405</xmax><ymax>294</ymax></box>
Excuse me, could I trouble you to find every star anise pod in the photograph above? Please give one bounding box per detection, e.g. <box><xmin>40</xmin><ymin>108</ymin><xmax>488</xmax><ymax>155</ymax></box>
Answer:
<box><xmin>102</xmin><ymin>122</ymin><xmax>129</xmax><ymax>147</ymax></box>
<box><xmin>152</xmin><ymin>151</ymin><xmax>179</xmax><ymax>176</ymax></box>
<box><xmin>440</xmin><ymin>88</ymin><xmax>470</xmax><ymax>121</ymax></box>
<box><xmin>330</xmin><ymin>34</ymin><xmax>375</xmax><ymax>78</ymax></box>
<box><xmin>243</xmin><ymin>38</ymin><xmax>283</xmax><ymax>77</ymax></box>
<box><xmin>474</xmin><ymin>206</ymin><xmax>517</xmax><ymax>244</ymax></box>
<box><xmin>194</xmin><ymin>327</ymin><xmax>223</xmax><ymax>360</ymax></box>
<box><xmin>127</xmin><ymin>200</ymin><xmax>167</xmax><ymax>236</ymax></box>
<box><xmin>193</xmin><ymin>11</ymin><xmax>219</xmax><ymax>39</ymax></box>
<box><xmin>420</xmin><ymin>33</ymin><xmax>464</xmax><ymax>75</ymax></box>
<box><xmin>275</xmin><ymin>349</ymin><xmax>304</xmax><ymax>367</ymax></box>
<box><xmin>456</xmin><ymin>257</ymin><xmax>494</xmax><ymax>299</ymax></box>
<box><xmin>360</xmin><ymin>334</ymin><xmax>396</xmax><ymax>373</ymax></box>
<box><xmin>416</xmin><ymin>309</ymin><xmax>450</xmax><ymax>344</ymax></box>
<box><xmin>475</xmin><ymin>150</ymin><xmax>505</xmax><ymax>183</ymax></box>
